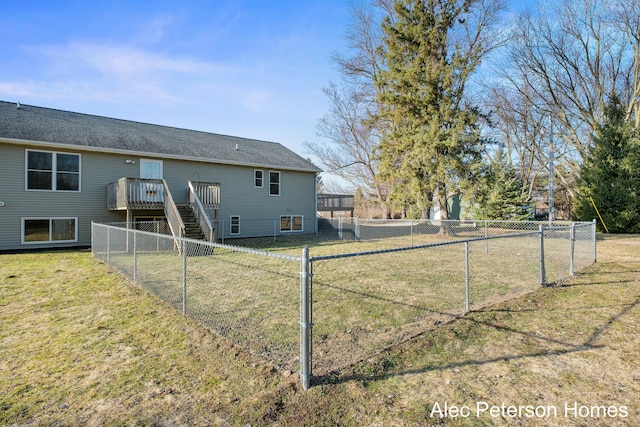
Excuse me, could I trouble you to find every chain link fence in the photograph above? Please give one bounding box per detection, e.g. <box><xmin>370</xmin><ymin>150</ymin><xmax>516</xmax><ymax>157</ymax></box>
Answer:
<box><xmin>320</xmin><ymin>217</ymin><xmax>593</xmax><ymax>245</ymax></box>
<box><xmin>92</xmin><ymin>222</ymin><xmax>302</xmax><ymax>372</ymax></box>
<box><xmin>92</xmin><ymin>219</ymin><xmax>596</xmax><ymax>389</ymax></box>
<box><xmin>309</xmin><ymin>221</ymin><xmax>595</xmax><ymax>376</ymax></box>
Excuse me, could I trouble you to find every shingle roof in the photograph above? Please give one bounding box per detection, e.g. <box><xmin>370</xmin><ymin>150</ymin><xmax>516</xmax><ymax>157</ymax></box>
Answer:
<box><xmin>0</xmin><ymin>100</ymin><xmax>321</xmax><ymax>173</ymax></box>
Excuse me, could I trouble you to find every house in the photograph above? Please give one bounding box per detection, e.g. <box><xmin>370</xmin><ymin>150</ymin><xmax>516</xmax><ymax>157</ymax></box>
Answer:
<box><xmin>0</xmin><ymin>100</ymin><xmax>321</xmax><ymax>251</ymax></box>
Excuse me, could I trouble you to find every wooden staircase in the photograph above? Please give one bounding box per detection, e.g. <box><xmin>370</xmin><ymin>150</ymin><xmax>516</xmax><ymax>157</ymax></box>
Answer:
<box><xmin>176</xmin><ymin>204</ymin><xmax>207</xmax><ymax>240</ymax></box>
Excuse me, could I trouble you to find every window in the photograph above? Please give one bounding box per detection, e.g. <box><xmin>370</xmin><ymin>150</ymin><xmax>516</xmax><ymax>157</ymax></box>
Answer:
<box><xmin>254</xmin><ymin>169</ymin><xmax>264</xmax><ymax>188</ymax></box>
<box><xmin>230</xmin><ymin>216</ymin><xmax>240</xmax><ymax>235</ymax></box>
<box><xmin>269</xmin><ymin>171</ymin><xmax>280</xmax><ymax>196</ymax></box>
<box><xmin>280</xmin><ymin>215</ymin><xmax>303</xmax><ymax>232</ymax></box>
<box><xmin>22</xmin><ymin>217</ymin><xmax>77</xmax><ymax>244</ymax></box>
<box><xmin>26</xmin><ymin>150</ymin><xmax>80</xmax><ymax>191</ymax></box>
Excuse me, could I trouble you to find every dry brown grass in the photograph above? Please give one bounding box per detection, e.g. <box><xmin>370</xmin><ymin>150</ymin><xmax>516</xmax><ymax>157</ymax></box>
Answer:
<box><xmin>1</xmin><ymin>234</ymin><xmax>638</xmax><ymax>426</ymax></box>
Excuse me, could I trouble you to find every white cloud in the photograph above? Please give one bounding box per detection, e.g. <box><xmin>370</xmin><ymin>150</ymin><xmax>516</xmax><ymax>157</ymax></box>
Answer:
<box><xmin>0</xmin><ymin>41</ymin><xmax>254</xmax><ymax>105</ymax></box>
<box><xmin>35</xmin><ymin>42</ymin><xmax>223</xmax><ymax>76</ymax></box>
<box><xmin>0</xmin><ymin>78</ymin><xmax>182</xmax><ymax>104</ymax></box>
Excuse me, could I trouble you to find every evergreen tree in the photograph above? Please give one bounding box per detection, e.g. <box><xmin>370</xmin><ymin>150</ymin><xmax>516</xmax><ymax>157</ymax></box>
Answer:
<box><xmin>468</xmin><ymin>149</ymin><xmax>531</xmax><ymax>220</ymax></box>
<box><xmin>374</xmin><ymin>0</ymin><xmax>494</xmax><ymax>224</ymax></box>
<box><xmin>573</xmin><ymin>95</ymin><xmax>640</xmax><ymax>233</ymax></box>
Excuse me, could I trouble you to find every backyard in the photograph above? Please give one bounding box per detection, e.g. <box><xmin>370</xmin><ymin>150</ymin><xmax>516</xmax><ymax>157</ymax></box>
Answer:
<box><xmin>94</xmin><ymin>221</ymin><xmax>594</xmax><ymax>376</ymax></box>
<box><xmin>1</xmin><ymin>234</ymin><xmax>639</xmax><ymax>425</ymax></box>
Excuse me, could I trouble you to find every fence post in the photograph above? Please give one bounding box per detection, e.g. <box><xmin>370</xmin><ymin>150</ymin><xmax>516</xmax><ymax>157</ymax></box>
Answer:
<box><xmin>355</xmin><ymin>217</ymin><xmax>360</xmax><ymax>241</ymax></box>
<box><xmin>107</xmin><ymin>226</ymin><xmax>111</xmax><ymax>265</ymax></box>
<box><xmin>300</xmin><ymin>247</ymin><xmax>312</xmax><ymax>390</ymax></box>
<box><xmin>592</xmin><ymin>219</ymin><xmax>597</xmax><ymax>263</ymax></box>
<box><xmin>411</xmin><ymin>220</ymin><xmax>414</xmax><ymax>247</ymax></box>
<box><xmin>182</xmin><ymin>238</ymin><xmax>187</xmax><ymax>315</ymax></box>
<box><xmin>465</xmin><ymin>241</ymin><xmax>470</xmax><ymax>313</ymax></box>
<box><xmin>569</xmin><ymin>223</ymin><xmax>576</xmax><ymax>276</ymax></box>
<box><xmin>484</xmin><ymin>220</ymin><xmax>489</xmax><ymax>254</ymax></box>
<box><xmin>539</xmin><ymin>224</ymin><xmax>546</xmax><ymax>286</ymax></box>
<box><xmin>133</xmin><ymin>230</ymin><xmax>138</xmax><ymax>284</ymax></box>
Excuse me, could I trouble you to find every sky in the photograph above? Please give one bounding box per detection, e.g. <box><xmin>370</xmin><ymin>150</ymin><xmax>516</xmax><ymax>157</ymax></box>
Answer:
<box><xmin>0</xmin><ymin>1</ymin><xmax>351</xmax><ymax>161</ymax></box>
<box><xmin>0</xmin><ymin>0</ymin><xmax>528</xmax><ymax>184</ymax></box>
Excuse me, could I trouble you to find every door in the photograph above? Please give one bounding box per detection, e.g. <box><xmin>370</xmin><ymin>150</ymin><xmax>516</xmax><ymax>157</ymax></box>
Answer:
<box><xmin>140</xmin><ymin>159</ymin><xmax>164</xmax><ymax>202</ymax></box>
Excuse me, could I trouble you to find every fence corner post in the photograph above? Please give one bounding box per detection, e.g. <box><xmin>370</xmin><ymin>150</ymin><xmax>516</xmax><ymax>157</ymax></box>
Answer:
<box><xmin>300</xmin><ymin>246</ymin><xmax>312</xmax><ymax>390</ymax></box>
<box><xmin>539</xmin><ymin>224</ymin><xmax>546</xmax><ymax>286</ymax></box>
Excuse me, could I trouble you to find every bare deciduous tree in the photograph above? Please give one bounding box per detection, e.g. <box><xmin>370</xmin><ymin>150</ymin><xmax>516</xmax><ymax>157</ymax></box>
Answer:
<box><xmin>486</xmin><ymin>0</ymin><xmax>640</xmax><ymax>203</ymax></box>
<box><xmin>505</xmin><ymin>0</ymin><xmax>640</xmax><ymax>161</ymax></box>
<box><xmin>305</xmin><ymin>1</ymin><xmax>393</xmax><ymax>217</ymax></box>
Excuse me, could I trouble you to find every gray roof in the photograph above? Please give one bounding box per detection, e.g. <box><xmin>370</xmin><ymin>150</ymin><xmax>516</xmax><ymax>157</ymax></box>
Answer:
<box><xmin>0</xmin><ymin>100</ymin><xmax>321</xmax><ymax>173</ymax></box>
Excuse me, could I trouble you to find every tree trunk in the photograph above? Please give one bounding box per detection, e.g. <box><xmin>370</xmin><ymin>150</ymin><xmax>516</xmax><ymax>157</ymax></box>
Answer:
<box><xmin>437</xmin><ymin>187</ymin><xmax>452</xmax><ymax>235</ymax></box>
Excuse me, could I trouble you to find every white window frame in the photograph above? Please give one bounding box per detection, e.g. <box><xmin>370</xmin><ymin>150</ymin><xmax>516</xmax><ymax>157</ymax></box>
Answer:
<box><xmin>25</xmin><ymin>149</ymin><xmax>81</xmax><ymax>192</ymax></box>
<box><xmin>269</xmin><ymin>171</ymin><xmax>281</xmax><ymax>196</ymax></box>
<box><xmin>140</xmin><ymin>159</ymin><xmax>163</xmax><ymax>180</ymax></box>
<box><xmin>280</xmin><ymin>215</ymin><xmax>303</xmax><ymax>233</ymax></box>
<box><xmin>230</xmin><ymin>215</ymin><xmax>241</xmax><ymax>235</ymax></box>
<box><xmin>21</xmin><ymin>217</ymin><xmax>78</xmax><ymax>244</ymax></box>
<box><xmin>254</xmin><ymin>169</ymin><xmax>264</xmax><ymax>188</ymax></box>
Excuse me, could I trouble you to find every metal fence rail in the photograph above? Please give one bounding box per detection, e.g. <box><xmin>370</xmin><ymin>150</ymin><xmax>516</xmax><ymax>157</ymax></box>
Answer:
<box><xmin>92</xmin><ymin>219</ymin><xmax>596</xmax><ymax>390</ymax></box>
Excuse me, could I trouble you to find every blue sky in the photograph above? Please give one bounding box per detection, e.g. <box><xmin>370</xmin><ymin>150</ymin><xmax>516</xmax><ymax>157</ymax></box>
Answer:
<box><xmin>1</xmin><ymin>0</ymin><xmax>528</xmax><ymax>176</ymax></box>
<box><xmin>0</xmin><ymin>1</ymin><xmax>351</xmax><ymax>159</ymax></box>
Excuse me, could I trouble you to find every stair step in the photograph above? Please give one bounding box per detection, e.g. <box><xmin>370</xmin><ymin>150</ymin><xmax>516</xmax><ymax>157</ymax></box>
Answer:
<box><xmin>175</xmin><ymin>204</ymin><xmax>208</xmax><ymax>241</ymax></box>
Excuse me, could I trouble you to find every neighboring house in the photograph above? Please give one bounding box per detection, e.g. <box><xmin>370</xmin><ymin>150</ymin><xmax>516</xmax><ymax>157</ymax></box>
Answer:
<box><xmin>0</xmin><ymin>100</ymin><xmax>321</xmax><ymax>251</ymax></box>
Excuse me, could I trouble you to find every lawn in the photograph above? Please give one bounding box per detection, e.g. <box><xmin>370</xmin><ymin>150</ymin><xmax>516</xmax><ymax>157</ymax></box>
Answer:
<box><xmin>1</xmin><ymin>235</ymin><xmax>639</xmax><ymax>425</ymax></box>
<box><xmin>96</xmin><ymin>225</ymin><xmax>593</xmax><ymax>376</ymax></box>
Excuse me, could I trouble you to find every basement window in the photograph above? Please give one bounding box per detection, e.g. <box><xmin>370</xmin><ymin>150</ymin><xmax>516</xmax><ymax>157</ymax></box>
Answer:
<box><xmin>280</xmin><ymin>215</ymin><xmax>303</xmax><ymax>232</ymax></box>
<box><xmin>22</xmin><ymin>217</ymin><xmax>77</xmax><ymax>243</ymax></box>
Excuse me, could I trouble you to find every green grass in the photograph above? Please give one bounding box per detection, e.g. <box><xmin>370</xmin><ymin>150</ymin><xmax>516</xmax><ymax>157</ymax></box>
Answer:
<box><xmin>1</xmin><ymin>235</ymin><xmax>638</xmax><ymax>425</ymax></box>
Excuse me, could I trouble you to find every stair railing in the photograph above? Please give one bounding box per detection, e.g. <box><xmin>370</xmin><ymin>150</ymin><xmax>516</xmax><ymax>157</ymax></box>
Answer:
<box><xmin>188</xmin><ymin>181</ymin><xmax>216</xmax><ymax>241</ymax></box>
<box><xmin>162</xmin><ymin>179</ymin><xmax>185</xmax><ymax>240</ymax></box>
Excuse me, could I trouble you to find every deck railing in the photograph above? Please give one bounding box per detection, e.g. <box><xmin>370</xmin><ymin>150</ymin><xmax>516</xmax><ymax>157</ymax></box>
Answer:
<box><xmin>162</xmin><ymin>179</ymin><xmax>185</xmax><ymax>239</ymax></box>
<box><xmin>189</xmin><ymin>181</ymin><xmax>219</xmax><ymax>241</ymax></box>
<box><xmin>107</xmin><ymin>177</ymin><xmax>218</xmax><ymax>242</ymax></box>
<box><xmin>107</xmin><ymin>178</ymin><xmax>165</xmax><ymax>210</ymax></box>
<box><xmin>190</xmin><ymin>181</ymin><xmax>221</xmax><ymax>208</ymax></box>
<box><xmin>317</xmin><ymin>194</ymin><xmax>354</xmax><ymax>211</ymax></box>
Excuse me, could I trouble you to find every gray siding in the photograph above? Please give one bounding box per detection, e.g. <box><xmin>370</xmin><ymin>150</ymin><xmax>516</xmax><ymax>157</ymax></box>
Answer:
<box><xmin>0</xmin><ymin>141</ymin><xmax>317</xmax><ymax>250</ymax></box>
<box><xmin>161</xmin><ymin>157</ymin><xmax>317</xmax><ymax>239</ymax></box>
